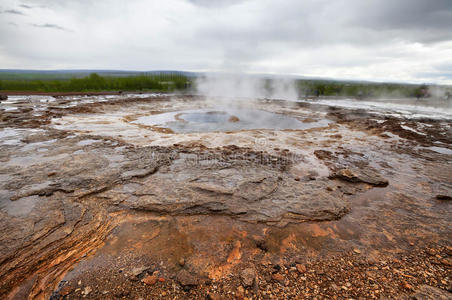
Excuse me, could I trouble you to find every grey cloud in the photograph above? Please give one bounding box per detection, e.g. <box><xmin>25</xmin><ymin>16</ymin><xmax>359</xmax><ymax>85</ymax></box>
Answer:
<box><xmin>196</xmin><ymin>0</ymin><xmax>452</xmax><ymax>51</ymax></box>
<box><xmin>351</xmin><ymin>0</ymin><xmax>452</xmax><ymax>29</ymax></box>
<box><xmin>187</xmin><ymin>0</ymin><xmax>247</xmax><ymax>8</ymax></box>
<box><xmin>185</xmin><ymin>0</ymin><xmax>452</xmax><ymax>73</ymax></box>
<box><xmin>2</xmin><ymin>9</ymin><xmax>25</xmax><ymax>15</ymax></box>
<box><xmin>19</xmin><ymin>4</ymin><xmax>33</xmax><ymax>9</ymax></box>
<box><xmin>31</xmin><ymin>23</ymin><xmax>72</xmax><ymax>32</ymax></box>
<box><xmin>347</xmin><ymin>0</ymin><xmax>452</xmax><ymax>44</ymax></box>
<box><xmin>0</xmin><ymin>0</ymin><xmax>451</xmax><ymax>84</ymax></box>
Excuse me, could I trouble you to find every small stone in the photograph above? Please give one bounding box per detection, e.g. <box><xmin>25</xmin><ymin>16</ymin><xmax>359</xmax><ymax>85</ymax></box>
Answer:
<box><xmin>176</xmin><ymin>270</ymin><xmax>198</xmax><ymax>287</ymax></box>
<box><xmin>207</xmin><ymin>292</ymin><xmax>223</xmax><ymax>300</ymax></box>
<box><xmin>402</xmin><ymin>281</ymin><xmax>413</xmax><ymax>290</ymax></box>
<box><xmin>228</xmin><ymin>116</ymin><xmax>240</xmax><ymax>122</ymax></box>
<box><xmin>353</xmin><ymin>248</ymin><xmax>361</xmax><ymax>254</ymax></box>
<box><xmin>440</xmin><ymin>258</ymin><xmax>452</xmax><ymax>266</ymax></box>
<box><xmin>240</xmin><ymin>268</ymin><xmax>256</xmax><ymax>287</ymax></box>
<box><xmin>82</xmin><ymin>286</ymin><xmax>92</xmax><ymax>296</ymax></box>
<box><xmin>426</xmin><ymin>248</ymin><xmax>437</xmax><ymax>256</ymax></box>
<box><xmin>236</xmin><ymin>286</ymin><xmax>245</xmax><ymax>298</ymax></box>
<box><xmin>296</xmin><ymin>264</ymin><xmax>307</xmax><ymax>273</ymax></box>
<box><xmin>142</xmin><ymin>275</ymin><xmax>158</xmax><ymax>285</ymax></box>
<box><xmin>271</xmin><ymin>273</ymin><xmax>284</xmax><ymax>282</ymax></box>
<box><xmin>446</xmin><ymin>246</ymin><xmax>452</xmax><ymax>255</ymax></box>
<box><xmin>59</xmin><ymin>285</ymin><xmax>72</xmax><ymax>296</ymax></box>
<box><xmin>130</xmin><ymin>266</ymin><xmax>148</xmax><ymax>277</ymax></box>
<box><xmin>179</xmin><ymin>258</ymin><xmax>185</xmax><ymax>267</ymax></box>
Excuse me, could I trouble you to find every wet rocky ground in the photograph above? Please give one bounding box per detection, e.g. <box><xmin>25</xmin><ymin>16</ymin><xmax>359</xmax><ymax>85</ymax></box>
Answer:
<box><xmin>0</xmin><ymin>93</ymin><xmax>451</xmax><ymax>299</ymax></box>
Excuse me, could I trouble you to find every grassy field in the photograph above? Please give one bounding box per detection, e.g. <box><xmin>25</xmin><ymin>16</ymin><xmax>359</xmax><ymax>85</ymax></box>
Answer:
<box><xmin>0</xmin><ymin>72</ymin><xmax>191</xmax><ymax>92</ymax></box>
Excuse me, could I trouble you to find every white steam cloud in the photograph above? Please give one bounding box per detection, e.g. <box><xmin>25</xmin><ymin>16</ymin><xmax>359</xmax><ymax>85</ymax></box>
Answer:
<box><xmin>194</xmin><ymin>74</ymin><xmax>299</xmax><ymax>101</ymax></box>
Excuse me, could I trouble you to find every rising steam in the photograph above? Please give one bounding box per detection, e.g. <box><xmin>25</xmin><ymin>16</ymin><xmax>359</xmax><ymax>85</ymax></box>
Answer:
<box><xmin>194</xmin><ymin>73</ymin><xmax>299</xmax><ymax>101</ymax></box>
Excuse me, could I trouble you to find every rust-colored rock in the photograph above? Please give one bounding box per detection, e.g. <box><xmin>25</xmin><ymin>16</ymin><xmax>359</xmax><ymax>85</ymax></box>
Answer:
<box><xmin>272</xmin><ymin>273</ymin><xmax>285</xmax><ymax>282</ymax></box>
<box><xmin>142</xmin><ymin>275</ymin><xmax>158</xmax><ymax>285</ymax></box>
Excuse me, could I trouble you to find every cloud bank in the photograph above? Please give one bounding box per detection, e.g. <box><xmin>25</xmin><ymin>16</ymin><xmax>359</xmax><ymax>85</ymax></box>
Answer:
<box><xmin>0</xmin><ymin>0</ymin><xmax>451</xmax><ymax>84</ymax></box>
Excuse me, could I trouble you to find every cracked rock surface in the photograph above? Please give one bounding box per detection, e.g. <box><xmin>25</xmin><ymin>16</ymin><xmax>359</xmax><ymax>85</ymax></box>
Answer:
<box><xmin>0</xmin><ymin>94</ymin><xmax>450</xmax><ymax>299</ymax></box>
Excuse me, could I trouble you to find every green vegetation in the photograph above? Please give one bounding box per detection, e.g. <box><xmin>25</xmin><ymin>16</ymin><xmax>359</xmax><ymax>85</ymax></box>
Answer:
<box><xmin>0</xmin><ymin>70</ymin><xmax>150</xmax><ymax>81</ymax></box>
<box><xmin>0</xmin><ymin>72</ymin><xmax>191</xmax><ymax>92</ymax></box>
<box><xmin>1</xmin><ymin>70</ymin><xmax>448</xmax><ymax>99</ymax></box>
<box><xmin>295</xmin><ymin>80</ymin><xmax>427</xmax><ymax>99</ymax></box>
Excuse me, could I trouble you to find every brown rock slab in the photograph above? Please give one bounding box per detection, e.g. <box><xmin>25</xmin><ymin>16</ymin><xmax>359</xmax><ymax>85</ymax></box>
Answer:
<box><xmin>411</xmin><ymin>285</ymin><xmax>452</xmax><ymax>300</ymax></box>
<box><xmin>129</xmin><ymin>166</ymin><xmax>350</xmax><ymax>224</ymax></box>
<box><xmin>331</xmin><ymin>168</ymin><xmax>388</xmax><ymax>187</ymax></box>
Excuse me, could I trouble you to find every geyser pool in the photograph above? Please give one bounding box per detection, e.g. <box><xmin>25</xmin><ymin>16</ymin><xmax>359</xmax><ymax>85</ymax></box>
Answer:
<box><xmin>132</xmin><ymin>108</ymin><xmax>329</xmax><ymax>133</ymax></box>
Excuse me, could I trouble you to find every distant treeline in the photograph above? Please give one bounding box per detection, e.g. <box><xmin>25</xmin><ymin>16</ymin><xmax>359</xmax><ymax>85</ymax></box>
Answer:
<box><xmin>0</xmin><ymin>73</ymin><xmax>191</xmax><ymax>92</ymax></box>
<box><xmin>0</xmin><ymin>72</ymin><xmax>448</xmax><ymax>99</ymax></box>
<box><xmin>294</xmin><ymin>80</ymin><xmax>433</xmax><ymax>99</ymax></box>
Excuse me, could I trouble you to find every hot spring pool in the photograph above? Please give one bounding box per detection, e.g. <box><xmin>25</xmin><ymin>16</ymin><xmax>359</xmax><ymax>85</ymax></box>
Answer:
<box><xmin>132</xmin><ymin>108</ymin><xmax>330</xmax><ymax>133</ymax></box>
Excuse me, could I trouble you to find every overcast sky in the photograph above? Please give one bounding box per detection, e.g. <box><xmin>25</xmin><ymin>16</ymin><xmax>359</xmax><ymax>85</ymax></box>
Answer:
<box><xmin>1</xmin><ymin>0</ymin><xmax>452</xmax><ymax>84</ymax></box>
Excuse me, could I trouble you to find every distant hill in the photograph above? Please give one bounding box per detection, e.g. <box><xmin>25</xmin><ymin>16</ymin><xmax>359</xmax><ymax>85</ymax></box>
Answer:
<box><xmin>0</xmin><ymin>69</ymin><xmax>448</xmax><ymax>88</ymax></box>
<box><xmin>0</xmin><ymin>70</ymin><xmax>198</xmax><ymax>80</ymax></box>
